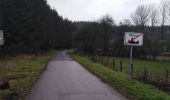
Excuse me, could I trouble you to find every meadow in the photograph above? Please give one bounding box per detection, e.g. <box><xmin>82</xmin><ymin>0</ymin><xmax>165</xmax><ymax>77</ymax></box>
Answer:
<box><xmin>92</xmin><ymin>56</ymin><xmax>170</xmax><ymax>85</ymax></box>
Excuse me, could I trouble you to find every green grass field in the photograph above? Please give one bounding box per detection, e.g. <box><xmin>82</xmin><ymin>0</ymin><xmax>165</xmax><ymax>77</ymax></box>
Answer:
<box><xmin>70</xmin><ymin>54</ymin><xmax>170</xmax><ymax>100</ymax></box>
<box><xmin>94</xmin><ymin>56</ymin><xmax>170</xmax><ymax>84</ymax></box>
<box><xmin>0</xmin><ymin>50</ymin><xmax>55</xmax><ymax>100</ymax></box>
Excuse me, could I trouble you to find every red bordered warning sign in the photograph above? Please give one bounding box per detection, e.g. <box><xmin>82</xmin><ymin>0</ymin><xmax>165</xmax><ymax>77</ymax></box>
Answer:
<box><xmin>124</xmin><ymin>32</ymin><xmax>143</xmax><ymax>46</ymax></box>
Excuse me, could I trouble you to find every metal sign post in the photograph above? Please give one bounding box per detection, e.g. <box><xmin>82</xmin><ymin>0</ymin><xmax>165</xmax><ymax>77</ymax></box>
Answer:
<box><xmin>129</xmin><ymin>46</ymin><xmax>133</xmax><ymax>79</ymax></box>
<box><xmin>0</xmin><ymin>30</ymin><xmax>4</xmax><ymax>46</ymax></box>
<box><xmin>124</xmin><ymin>32</ymin><xmax>143</xmax><ymax>79</ymax></box>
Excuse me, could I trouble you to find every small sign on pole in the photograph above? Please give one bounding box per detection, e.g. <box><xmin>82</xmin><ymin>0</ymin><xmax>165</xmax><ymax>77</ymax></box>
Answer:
<box><xmin>124</xmin><ymin>32</ymin><xmax>143</xmax><ymax>79</ymax></box>
<box><xmin>0</xmin><ymin>30</ymin><xmax>4</xmax><ymax>46</ymax></box>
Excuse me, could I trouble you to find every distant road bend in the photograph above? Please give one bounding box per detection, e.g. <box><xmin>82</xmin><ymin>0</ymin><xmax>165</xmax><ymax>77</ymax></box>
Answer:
<box><xmin>25</xmin><ymin>51</ymin><xmax>129</xmax><ymax>100</ymax></box>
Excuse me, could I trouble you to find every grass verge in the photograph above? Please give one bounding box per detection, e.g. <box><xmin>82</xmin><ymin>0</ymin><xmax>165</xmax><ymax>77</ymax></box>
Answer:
<box><xmin>70</xmin><ymin>54</ymin><xmax>170</xmax><ymax>100</ymax></box>
<box><xmin>97</xmin><ymin>56</ymin><xmax>170</xmax><ymax>83</ymax></box>
<box><xmin>0</xmin><ymin>50</ymin><xmax>55</xmax><ymax>100</ymax></box>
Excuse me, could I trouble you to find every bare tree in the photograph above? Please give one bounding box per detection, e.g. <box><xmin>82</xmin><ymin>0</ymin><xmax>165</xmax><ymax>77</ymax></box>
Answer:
<box><xmin>0</xmin><ymin>1</ymin><xmax>3</xmax><ymax>29</ymax></box>
<box><xmin>120</xmin><ymin>19</ymin><xmax>132</xmax><ymax>26</ymax></box>
<box><xmin>160</xmin><ymin>0</ymin><xmax>168</xmax><ymax>52</ymax></box>
<box><xmin>131</xmin><ymin>4</ymin><xmax>150</xmax><ymax>31</ymax></box>
<box><xmin>150</xmin><ymin>4</ymin><xmax>159</xmax><ymax>28</ymax></box>
<box><xmin>168</xmin><ymin>0</ymin><xmax>170</xmax><ymax>24</ymax></box>
<box><xmin>98</xmin><ymin>15</ymin><xmax>115</xmax><ymax>26</ymax></box>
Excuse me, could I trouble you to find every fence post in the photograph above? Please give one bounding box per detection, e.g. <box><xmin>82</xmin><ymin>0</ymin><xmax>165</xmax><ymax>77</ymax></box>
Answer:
<box><xmin>120</xmin><ymin>60</ymin><xmax>122</xmax><ymax>72</ymax></box>
<box><xmin>131</xmin><ymin>64</ymin><xmax>133</xmax><ymax>76</ymax></box>
<box><xmin>96</xmin><ymin>56</ymin><xmax>98</xmax><ymax>62</ymax></box>
<box><xmin>90</xmin><ymin>55</ymin><xmax>93</xmax><ymax>61</ymax></box>
<box><xmin>107</xmin><ymin>58</ymin><xmax>110</xmax><ymax>67</ymax></box>
<box><xmin>143</xmin><ymin>66</ymin><xmax>148</xmax><ymax>81</ymax></box>
<box><xmin>101</xmin><ymin>57</ymin><xmax>103</xmax><ymax>64</ymax></box>
<box><xmin>103</xmin><ymin>57</ymin><xmax>106</xmax><ymax>66</ymax></box>
<box><xmin>94</xmin><ymin>56</ymin><xmax>97</xmax><ymax>63</ymax></box>
<box><xmin>100</xmin><ymin>57</ymin><xmax>101</xmax><ymax>64</ymax></box>
<box><xmin>104</xmin><ymin>57</ymin><xmax>107</xmax><ymax>67</ymax></box>
<box><xmin>165</xmin><ymin>69</ymin><xmax>169</xmax><ymax>84</ymax></box>
<box><xmin>112</xmin><ymin>59</ymin><xmax>115</xmax><ymax>69</ymax></box>
<box><xmin>105</xmin><ymin>58</ymin><xmax>108</xmax><ymax>66</ymax></box>
<box><xmin>97</xmin><ymin>56</ymin><xmax>99</xmax><ymax>63</ymax></box>
<box><xmin>99</xmin><ymin>56</ymin><xmax>102</xmax><ymax>64</ymax></box>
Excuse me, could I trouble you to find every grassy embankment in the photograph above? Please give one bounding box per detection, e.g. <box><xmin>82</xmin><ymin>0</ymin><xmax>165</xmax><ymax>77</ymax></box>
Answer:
<box><xmin>0</xmin><ymin>50</ymin><xmax>55</xmax><ymax>100</ymax></box>
<box><xmin>70</xmin><ymin>54</ymin><xmax>170</xmax><ymax>100</ymax></box>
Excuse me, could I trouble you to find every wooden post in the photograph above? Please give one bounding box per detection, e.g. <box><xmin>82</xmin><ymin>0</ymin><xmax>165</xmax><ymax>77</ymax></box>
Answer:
<box><xmin>104</xmin><ymin>58</ymin><xmax>107</xmax><ymax>66</ymax></box>
<box><xmin>101</xmin><ymin>57</ymin><xmax>103</xmax><ymax>64</ymax></box>
<box><xmin>103</xmin><ymin>57</ymin><xmax>105</xmax><ymax>65</ymax></box>
<box><xmin>143</xmin><ymin>66</ymin><xmax>148</xmax><ymax>81</ymax></box>
<box><xmin>120</xmin><ymin>60</ymin><xmax>122</xmax><ymax>72</ymax></box>
<box><xmin>96</xmin><ymin>56</ymin><xmax>98</xmax><ymax>63</ymax></box>
<box><xmin>105</xmin><ymin>58</ymin><xmax>107</xmax><ymax>66</ymax></box>
<box><xmin>112</xmin><ymin>59</ymin><xmax>115</xmax><ymax>69</ymax></box>
<box><xmin>131</xmin><ymin>64</ymin><xmax>133</xmax><ymax>76</ymax></box>
<box><xmin>99</xmin><ymin>56</ymin><xmax>101</xmax><ymax>64</ymax></box>
<box><xmin>106</xmin><ymin>57</ymin><xmax>109</xmax><ymax>67</ymax></box>
<box><xmin>165</xmin><ymin>69</ymin><xmax>169</xmax><ymax>84</ymax></box>
<box><xmin>94</xmin><ymin>56</ymin><xmax>96</xmax><ymax>62</ymax></box>
<box><xmin>96</xmin><ymin>56</ymin><xmax>98</xmax><ymax>62</ymax></box>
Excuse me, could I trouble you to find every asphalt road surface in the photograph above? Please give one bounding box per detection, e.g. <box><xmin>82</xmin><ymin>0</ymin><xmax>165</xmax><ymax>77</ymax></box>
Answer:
<box><xmin>25</xmin><ymin>51</ymin><xmax>129</xmax><ymax>100</ymax></box>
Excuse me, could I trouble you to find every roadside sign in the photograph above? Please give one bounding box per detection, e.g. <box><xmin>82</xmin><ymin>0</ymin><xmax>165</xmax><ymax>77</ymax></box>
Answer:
<box><xmin>124</xmin><ymin>32</ymin><xmax>143</xmax><ymax>46</ymax></box>
<box><xmin>0</xmin><ymin>30</ymin><xmax>4</xmax><ymax>45</ymax></box>
<box><xmin>124</xmin><ymin>32</ymin><xmax>144</xmax><ymax>79</ymax></box>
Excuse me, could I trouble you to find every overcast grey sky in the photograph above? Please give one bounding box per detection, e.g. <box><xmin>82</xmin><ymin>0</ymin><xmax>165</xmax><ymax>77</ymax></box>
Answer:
<box><xmin>47</xmin><ymin>0</ymin><xmax>161</xmax><ymax>23</ymax></box>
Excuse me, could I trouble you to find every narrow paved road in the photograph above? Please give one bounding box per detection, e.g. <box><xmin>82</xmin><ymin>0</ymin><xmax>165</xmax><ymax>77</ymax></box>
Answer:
<box><xmin>25</xmin><ymin>51</ymin><xmax>129</xmax><ymax>100</ymax></box>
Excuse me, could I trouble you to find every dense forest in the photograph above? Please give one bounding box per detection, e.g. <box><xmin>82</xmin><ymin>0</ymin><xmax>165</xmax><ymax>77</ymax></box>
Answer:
<box><xmin>0</xmin><ymin>0</ymin><xmax>170</xmax><ymax>60</ymax></box>
<box><xmin>0</xmin><ymin>0</ymin><xmax>75</xmax><ymax>56</ymax></box>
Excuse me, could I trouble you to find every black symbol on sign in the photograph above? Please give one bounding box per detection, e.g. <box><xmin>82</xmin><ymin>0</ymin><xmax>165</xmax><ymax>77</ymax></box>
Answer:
<box><xmin>128</xmin><ymin>38</ymin><xmax>139</xmax><ymax>44</ymax></box>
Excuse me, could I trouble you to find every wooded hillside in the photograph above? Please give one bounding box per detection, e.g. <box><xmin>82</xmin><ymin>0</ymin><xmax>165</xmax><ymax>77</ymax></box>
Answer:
<box><xmin>0</xmin><ymin>0</ymin><xmax>75</xmax><ymax>55</ymax></box>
